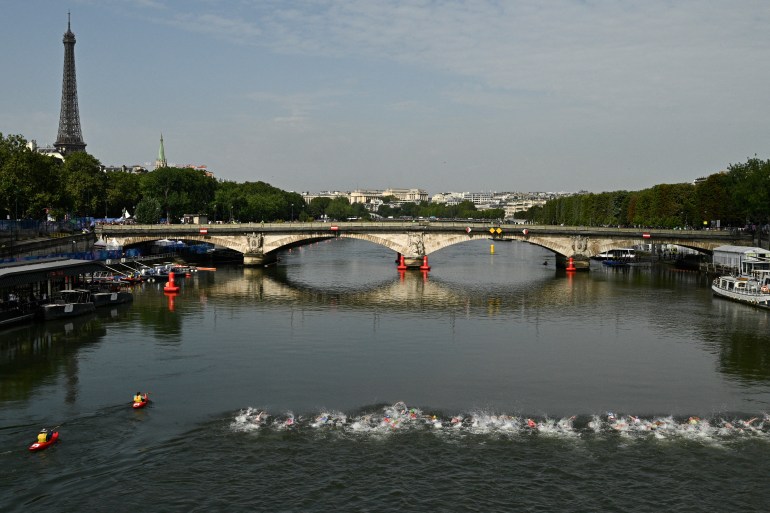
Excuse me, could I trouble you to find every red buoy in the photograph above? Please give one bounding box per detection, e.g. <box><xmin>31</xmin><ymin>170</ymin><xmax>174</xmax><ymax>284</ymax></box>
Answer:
<box><xmin>419</xmin><ymin>255</ymin><xmax>431</xmax><ymax>271</ymax></box>
<box><xmin>164</xmin><ymin>271</ymin><xmax>180</xmax><ymax>293</ymax></box>
<box><xmin>566</xmin><ymin>257</ymin><xmax>576</xmax><ymax>272</ymax></box>
<box><xmin>397</xmin><ymin>254</ymin><xmax>407</xmax><ymax>271</ymax></box>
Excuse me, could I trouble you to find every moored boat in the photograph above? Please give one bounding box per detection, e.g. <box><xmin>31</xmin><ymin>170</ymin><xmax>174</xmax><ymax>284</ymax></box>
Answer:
<box><xmin>0</xmin><ymin>304</ymin><xmax>35</xmax><ymax>327</ymax></box>
<box><xmin>39</xmin><ymin>289</ymin><xmax>96</xmax><ymax>320</ymax></box>
<box><xmin>90</xmin><ymin>288</ymin><xmax>134</xmax><ymax>307</ymax></box>
<box><xmin>711</xmin><ymin>270</ymin><xmax>770</xmax><ymax>309</ymax></box>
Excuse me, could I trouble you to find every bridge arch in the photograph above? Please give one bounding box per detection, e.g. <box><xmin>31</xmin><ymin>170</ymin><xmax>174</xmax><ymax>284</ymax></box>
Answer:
<box><xmin>97</xmin><ymin>222</ymin><xmax>750</xmax><ymax>269</ymax></box>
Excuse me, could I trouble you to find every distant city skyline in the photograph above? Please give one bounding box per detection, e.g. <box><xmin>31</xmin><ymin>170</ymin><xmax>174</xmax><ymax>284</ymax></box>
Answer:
<box><xmin>2</xmin><ymin>1</ymin><xmax>769</xmax><ymax>194</ymax></box>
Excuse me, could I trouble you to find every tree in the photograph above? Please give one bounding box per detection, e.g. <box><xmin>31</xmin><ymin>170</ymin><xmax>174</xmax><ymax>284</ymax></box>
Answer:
<box><xmin>104</xmin><ymin>171</ymin><xmax>143</xmax><ymax>219</ymax></box>
<box><xmin>326</xmin><ymin>197</ymin><xmax>352</xmax><ymax>221</ymax></box>
<box><xmin>695</xmin><ymin>172</ymin><xmax>738</xmax><ymax>227</ymax></box>
<box><xmin>135</xmin><ymin>197</ymin><xmax>162</xmax><ymax>224</ymax></box>
<box><xmin>308</xmin><ymin>197</ymin><xmax>332</xmax><ymax>219</ymax></box>
<box><xmin>141</xmin><ymin>167</ymin><xmax>216</xmax><ymax>223</ymax></box>
<box><xmin>60</xmin><ymin>152</ymin><xmax>105</xmax><ymax>218</ymax></box>
<box><xmin>728</xmin><ymin>157</ymin><xmax>770</xmax><ymax>227</ymax></box>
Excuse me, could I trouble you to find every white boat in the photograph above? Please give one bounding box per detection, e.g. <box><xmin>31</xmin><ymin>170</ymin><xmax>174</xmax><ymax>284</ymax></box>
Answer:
<box><xmin>711</xmin><ymin>270</ymin><xmax>770</xmax><ymax>309</ymax></box>
<box><xmin>594</xmin><ymin>248</ymin><xmax>635</xmax><ymax>261</ymax></box>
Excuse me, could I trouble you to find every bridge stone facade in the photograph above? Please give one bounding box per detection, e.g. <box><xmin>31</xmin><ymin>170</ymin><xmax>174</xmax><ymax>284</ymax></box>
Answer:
<box><xmin>97</xmin><ymin>222</ymin><xmax>752</xmax><ymax>270</ymax></box>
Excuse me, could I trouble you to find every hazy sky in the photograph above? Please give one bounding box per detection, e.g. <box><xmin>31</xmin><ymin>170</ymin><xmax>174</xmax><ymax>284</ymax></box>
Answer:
<box><xmin>2</xmin><ymin>1</ymin><xmax>769</xmax><ymax>194</ymax></box>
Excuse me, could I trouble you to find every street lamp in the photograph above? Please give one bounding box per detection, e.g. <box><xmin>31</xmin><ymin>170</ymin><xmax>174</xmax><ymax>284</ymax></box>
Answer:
<box><xmin>291</xmin><ymin>204</ymin><xmax>294</xmax><ymax>222</ymax></box>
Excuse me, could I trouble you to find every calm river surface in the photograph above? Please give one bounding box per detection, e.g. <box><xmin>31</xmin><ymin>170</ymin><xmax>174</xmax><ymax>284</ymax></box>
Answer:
<box><xmin>2</xmin><ymin>239</ymin><xmax>770</xmax><ymax>511</ymax></box>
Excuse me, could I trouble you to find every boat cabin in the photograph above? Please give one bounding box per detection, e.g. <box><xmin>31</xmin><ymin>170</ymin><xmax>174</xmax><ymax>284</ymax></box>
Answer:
<box><xmin>595</xmin><ymin>248</ymin><xmax>635</xmax><ymax>260</ymax></box>
<box><xmin>713</xmin><ymin>245</ymin><xmax>770</xmax><ymax>275</ymax></box>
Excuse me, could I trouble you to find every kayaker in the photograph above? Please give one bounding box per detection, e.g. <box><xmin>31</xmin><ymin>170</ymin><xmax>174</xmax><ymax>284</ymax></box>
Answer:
<box><xmin>133</xmin><ymin>392</ymin><xmax>144</xmax><ymax>404</ymax></box>
<box><xmin>37</xmin><ymin>428</ymin><xmax>51</xmax><ymax>443</ymax></box>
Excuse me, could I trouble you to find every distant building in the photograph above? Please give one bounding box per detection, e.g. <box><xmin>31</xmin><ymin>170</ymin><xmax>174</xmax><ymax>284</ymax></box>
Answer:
<box><xmin>504</xmin><ymin>199</ymin><xmax>546</xmax><ymax>219</ymax></box>
<box><xmin>463</xmin><ymin>191</ymin><xmax>493</xmax><ymax>205</ymax></box>
<box><xmin>101</xmin><ymin>165</ymin><xmax>148</xmax><ymax>174</ymax></box>
<box><xmin>349</xmin><ymin>190</ymin><xmax>383</xmax><ymax>204</ymax></box>
<box><xmin>302</xmin><ymin>191</ymin><xmax>350</xmax><ymax>203</ymax></box>
<box><xmin>382</xmin><ymin>188</ymin><xmax>428</xmax><ymax>203</ymax></box>
<box><xmin>27</xmin><ymin>140</ymin><xmax>64</xmax><ymax>161</ymax></box>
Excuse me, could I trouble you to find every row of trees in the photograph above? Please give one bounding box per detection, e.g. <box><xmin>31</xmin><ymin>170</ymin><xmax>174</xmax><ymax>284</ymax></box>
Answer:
<box><xmin>523</xmin><ymin>157</ymin><xmax>770</xmax><ymax>229</ymax></box>
<box><xmin>0</xmin><ymin>133</ymin><xmax>304</xmax><ymax>224</ymax></box>
<box><xmin>6</xmin><ymin>131</ymin><xmax>765</xmax><ymax>228</ymax></box>
<box><xmin>0</xmin><ymin>133</ymin><xmax>501</xmax><ymax>224</ymax></box>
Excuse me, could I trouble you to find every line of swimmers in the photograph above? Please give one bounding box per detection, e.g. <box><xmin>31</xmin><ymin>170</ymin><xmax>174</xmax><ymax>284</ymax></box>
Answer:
<box><xmin>242</xmin><ymin>405</ymin><xmax>769</xmax><ymax>434</ymax></box>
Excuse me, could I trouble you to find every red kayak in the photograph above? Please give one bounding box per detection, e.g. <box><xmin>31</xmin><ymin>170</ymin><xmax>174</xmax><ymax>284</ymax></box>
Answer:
<box><xmin>29</xmin><ymin>431</ymin><xmax>59</xmax><ymax>452</ymax></box>
<box><xmin>132</xmin><ymin>394</ymin><xmax>150</xmax><ymax>409</ymax></box>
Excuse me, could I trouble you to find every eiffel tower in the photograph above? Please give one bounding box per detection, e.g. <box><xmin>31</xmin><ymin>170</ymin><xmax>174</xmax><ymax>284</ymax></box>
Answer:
<box><xmin>55</xmin><ymin>12</ymin><xmax>86</xmax><ymax>155</ymax></box>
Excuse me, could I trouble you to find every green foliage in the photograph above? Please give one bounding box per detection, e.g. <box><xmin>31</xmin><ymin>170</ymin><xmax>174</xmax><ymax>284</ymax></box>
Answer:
<box><xmin>524</xmin><ymin>160</ymin><xmax>769</xmax><ymax>228</ymax></box>
<box><xmin>4</xmin><ymin>132</ymin><xmax>770</xmax><ymax>228</ymax></box>
<box><xmin>326</xmin><ymin>197</ymin><xmax>353</xmax><ymax>221</ymax></box>
<box><xmin>211</xmin><ymin>180</ymin><xmax>306</xmax><ymax>222</ymax></box>
<box><xmin>0</xmin><ymin>133</ymin><xmax>62</xmax><ymax>220</ymax></box>
<box><xmin>727</xmin><ymin>157</ymin><xmax>770</xmax><ymax>224</ymax></box>
<box><xmin>140</xmin><ymin>166</ymin><xmax>216</xmax><ymax>223</ymax></box>
<box><xmin>61</xmin><ymin>152</ymin><xmax>105</xmax><ymax>217</ymax></box>
<box><xmin>135</xmin><ymin>197</ymin><xmax>162</xmax><ymax>224</ymax></box>
<box><xmin>105</xmin><ymin>171</ymin><xmax>142</xmax><ymax>218</ymax></box>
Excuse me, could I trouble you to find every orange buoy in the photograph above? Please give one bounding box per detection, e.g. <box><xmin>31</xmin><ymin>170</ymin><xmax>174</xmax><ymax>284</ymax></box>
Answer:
<box><xmin>164</xmin><ymin>271</ymin><xmax>180</xmax><ymax>293</ymax></box>
<box><xmin>397</xmin><ymin>254</ymin><xmax>407</xmax><ymax>271</ymax></box>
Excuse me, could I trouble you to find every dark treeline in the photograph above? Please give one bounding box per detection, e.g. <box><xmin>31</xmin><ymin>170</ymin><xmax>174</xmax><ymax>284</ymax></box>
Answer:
<box><xmin>11</xmin><ymin>132</ymin><xmax>759</xmax><ymax>228</ymax></box>
<box><xmin>524</xmin><ymin>157</ymin><xmax>770</xmax><ymax>229</ymax></box>
<box><xmin>0</xmin><ymin>133</ymin><xmax>503</xmax><ymax>224</ymax></box>
<box><xmin>0</xmin><ymin>133</ymin><xmax>305</xmax><ymax>224</ymax></box>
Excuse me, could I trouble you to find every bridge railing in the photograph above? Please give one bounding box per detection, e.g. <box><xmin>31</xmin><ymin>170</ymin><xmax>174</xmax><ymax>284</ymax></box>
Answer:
<box><xmin>96</xmin><ymin>221</ymin><xmax>750</xmax><ymax>240</ymax></box>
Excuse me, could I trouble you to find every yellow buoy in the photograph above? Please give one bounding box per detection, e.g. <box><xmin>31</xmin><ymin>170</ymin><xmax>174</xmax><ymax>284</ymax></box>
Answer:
<box><xmin>490</xmin><ymin>244</ymin><xmax>495</xmax><ymax>254</ymax></box>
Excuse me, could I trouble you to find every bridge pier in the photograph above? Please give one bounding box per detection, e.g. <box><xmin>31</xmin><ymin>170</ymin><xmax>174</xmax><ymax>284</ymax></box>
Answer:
<box><xmin>555</xmin><ymin>254</ymin><xmax>590</xmax><ymax>271</ymax></box>
<box><xmin>395</xmin><ymin>253</ymin><xmax>429</xmax><ymax>270</ymax></box>
<box><xmin>244</xmin><ymin>252</ymin><xmax>277</xmax><ymax>267</ymax></box>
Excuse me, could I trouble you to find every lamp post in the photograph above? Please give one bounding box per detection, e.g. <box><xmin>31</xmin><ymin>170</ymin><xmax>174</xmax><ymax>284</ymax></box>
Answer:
<box><xmin>291</xmin><ymin>203</ymin><xmax>294</xmax><ymax>222</ymax></box>
<box><xmin>230</xmin><ymin>205</ymin><xmax>233</xmax><ymax>223</ymax></box>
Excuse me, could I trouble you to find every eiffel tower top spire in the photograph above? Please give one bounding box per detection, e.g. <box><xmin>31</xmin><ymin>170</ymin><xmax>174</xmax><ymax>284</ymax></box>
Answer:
<box><xmin>55</xmin><ymin>12</ymin><xmax>86</xmax><ymax>156</ymax></box>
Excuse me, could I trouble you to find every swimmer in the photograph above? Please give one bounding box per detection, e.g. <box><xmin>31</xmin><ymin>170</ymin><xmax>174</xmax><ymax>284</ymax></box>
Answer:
<box><xmin>557</xmin><ymin>416</ymin><xmax>577</xmax><ymax>430</ymax></box>
<box><xmin>253</xmin><ymin>410</ymin><xmax>269</xmax><ymax>425</ymax></box>
<box><xmin>742</xmin><ymin>417</ymin><xmax>758</xmax><ymax>427</ymax></box>
<box><xmin>526</xmin><ymin>418</ymin><xmax>537</xmax><ymax>429</ymax></box>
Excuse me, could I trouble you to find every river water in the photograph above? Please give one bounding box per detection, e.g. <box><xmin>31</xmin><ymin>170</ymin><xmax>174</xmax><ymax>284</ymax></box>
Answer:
<box><xmin>2</xmin><ymin>239</ymin><xmax>770</xmax><ymax>511</ymax></box>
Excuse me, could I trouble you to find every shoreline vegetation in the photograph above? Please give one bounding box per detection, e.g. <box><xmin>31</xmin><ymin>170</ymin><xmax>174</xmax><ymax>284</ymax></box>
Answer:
<box><xmin>3</xmin><ymin>133</ymin><xmax>769</xmax><ymax>234</ymax></box>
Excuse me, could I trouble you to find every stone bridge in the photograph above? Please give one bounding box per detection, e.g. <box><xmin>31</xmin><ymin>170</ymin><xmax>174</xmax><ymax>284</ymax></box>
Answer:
<box><xmin>96</xmin><ymin>221</ymin><xmax>752</xmax><ymax>270</ymax></box>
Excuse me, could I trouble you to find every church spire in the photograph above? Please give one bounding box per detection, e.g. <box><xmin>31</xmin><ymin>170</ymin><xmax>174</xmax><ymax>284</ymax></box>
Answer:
<box><xmin>155</xmin><ymin>133</ymin><xmax>167</xmax><ymax>169</ymax></box>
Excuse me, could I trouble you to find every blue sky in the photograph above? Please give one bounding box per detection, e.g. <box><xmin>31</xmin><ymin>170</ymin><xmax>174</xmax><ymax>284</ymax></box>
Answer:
<box><xmin>2</xmin><ymin>1</ymin><xmax>769</xmax><ymax>194</ymax></box>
